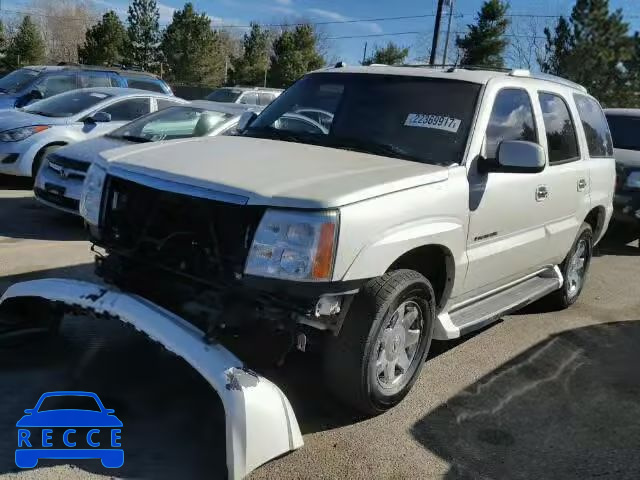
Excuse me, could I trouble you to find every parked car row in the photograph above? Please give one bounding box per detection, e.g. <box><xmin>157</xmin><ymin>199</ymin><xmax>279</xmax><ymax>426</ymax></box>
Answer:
<box><xmin>0</xmin><ymin>63</ymin><xmax>634</xmax><ymax>479</ymax></box>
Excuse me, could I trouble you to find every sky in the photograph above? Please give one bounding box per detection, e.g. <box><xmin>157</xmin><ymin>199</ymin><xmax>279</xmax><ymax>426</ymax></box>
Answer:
<box><xmin>5</xmin><ymin>0</ymin><xmax>640</xmax><ymax>66</ymax></box>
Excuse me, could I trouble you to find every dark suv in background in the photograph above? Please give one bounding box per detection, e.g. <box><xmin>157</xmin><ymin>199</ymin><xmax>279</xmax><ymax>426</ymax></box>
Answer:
<box><xmin>0</xmin><ymin>65</ymin><xmax>173</xmax><ymax>108</ymax></box>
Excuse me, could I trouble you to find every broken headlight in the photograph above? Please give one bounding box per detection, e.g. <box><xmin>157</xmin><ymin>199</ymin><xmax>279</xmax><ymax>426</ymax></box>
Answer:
<box><xmin>245</xmin><ymin>209</ymin><xmax>339</xmax><ymax>281</ymax></box>
<box><xmin>79</xmin><ymin>163</ymin><xmax>106</xmax><ymax>225</ymax></box>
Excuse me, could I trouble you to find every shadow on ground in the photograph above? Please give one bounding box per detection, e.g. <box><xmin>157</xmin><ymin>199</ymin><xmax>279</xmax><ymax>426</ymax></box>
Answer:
<box><xmin>0</xmin><ymin>192</ymin><xmax>85</xmax><ymax>241</ymax></box>
<box><xmin>596</xmin><ymin>224</ymin><xmax>639</xmax><ymax>257</ymax></box>
<box><xmin>0</xmin><ymin>175</ymin><xmax>32</xmax><ymax>191</ymax></box>
<box><xmin>411</xmin><ymin>320</ymin><xmax>640</xmax><ymax>480</ymax></box>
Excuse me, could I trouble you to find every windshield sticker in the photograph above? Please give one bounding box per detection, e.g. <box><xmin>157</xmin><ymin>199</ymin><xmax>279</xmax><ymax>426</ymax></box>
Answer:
<box><xmin>89</xmin><ymin>93</ymin><xmax>108</xmax><ymax>99</ymax></box>
<box><xmin>405</xmin><ymin>114</ymin><xmax>461</xmax><ymax>133</ymax></box>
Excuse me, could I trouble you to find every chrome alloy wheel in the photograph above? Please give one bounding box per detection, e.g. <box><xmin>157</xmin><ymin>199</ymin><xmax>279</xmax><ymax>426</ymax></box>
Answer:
<box><xmin>566</xmin><ymin>238</ymin><xmax>588</xmax><ymax>299</ymax></box>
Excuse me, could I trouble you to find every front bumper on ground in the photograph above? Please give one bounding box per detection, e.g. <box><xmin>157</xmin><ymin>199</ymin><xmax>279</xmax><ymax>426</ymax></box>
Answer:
<box><xmin>613</xmin><ymin>192</ymin><xmax>640</xmax><ymax>226</ymax></box>
<box><xmin>0</xmin><ymin>279</ymin><xmax>303</xmax><ymax>479</ymax></box>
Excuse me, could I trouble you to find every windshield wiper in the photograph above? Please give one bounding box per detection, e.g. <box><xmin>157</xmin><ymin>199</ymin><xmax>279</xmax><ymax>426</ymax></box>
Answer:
<box><xmin>244</xmin><ymin>126</ymin><xmax>317</xmax><ymax>144</ymax></box>
<box><xmin>324</xmin><ymin>136</ymin><xmax>429</xmax><ymax>164</ymax></box>
<box><xmin>116</xmin><ymin>134</ymin><xmax>152</xmax><ymax>143</ymax></box>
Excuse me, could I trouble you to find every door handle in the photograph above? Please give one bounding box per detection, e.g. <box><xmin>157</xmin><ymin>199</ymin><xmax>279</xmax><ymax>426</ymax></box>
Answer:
<box><xmin>577</xmin><ymin>178</ymin><xmax>587</xmax><ymax>191</ymax></box>
<box><xmin>536</xmin><ymin>185</ymin><xmax>549</xmax><ymax>202</ymax></box>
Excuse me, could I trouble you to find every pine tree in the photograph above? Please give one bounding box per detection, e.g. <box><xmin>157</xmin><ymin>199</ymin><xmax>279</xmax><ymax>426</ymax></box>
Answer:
<box><xmin>4</xmin><ymin>16</ymin><xmax>45</xmax><ymax>68</ymax></box>
<box><xmin>126</xmin><ymin>0</ymin><xmax>161</xmax><ymax>70</ymax></box>
<box><xmin>230</xmin><ymin>23</ymin><xmax>270</xmax><ymax>86</ymax></box>
<box><xmin>269</xmin><ymin>24</ymin><xmax>324</xmax><ymax>88</ymax></box>
<box><xmin>539</xmin><ymin>0</ymin><xmax>635</xmax><ymax>107</ymax></box>
<box><xmin>362</xmin><ymin>42</ymin><xmax>409</xmax><ymax>66</ymax></box>
<box><xmin>78</xmin><ymin>11</ymin><xmax>127</xmax><ymax>66</ymax></box>
<box><xmin>456</xmin><ymin>0</ymin><xmax>509</xmax><ymax>67</ymax></box>
<box><xmin>161</xmin><ymin>3</ymin><xmax>226</xmax><ymax>86</ymax></box>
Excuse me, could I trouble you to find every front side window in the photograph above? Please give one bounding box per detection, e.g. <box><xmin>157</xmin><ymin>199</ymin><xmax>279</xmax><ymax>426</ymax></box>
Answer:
<box><xmin>35</xmin><ymin>73</ymin><xmax>78</xmax><ymax>98</ymax></box>
<box><xmin>108</xmin><ymin>106</ymin><xmax>232</xmax><ymax>142</ymax></box>
<box><xmin>485</xmin><ymin>88</ymin><xmax>537</xmax><ymax>159</ymax></box>
<box><xmin>23</xmin><ymin>90</ymin><xmax>114</xmax><ymax>117</ymax></box>
<box><xmin>606</xmin><ymin>114</ymin><xmax>640</xmax><ymax>152</ymax></box>
<box><xmin>0</xmin><ymin>68</ymin><xmax>40</xmax><ymax>93</ymax></box>
<box><xmin>574</xmin><ymin>94</ymin><xmax>613</xmax><ymax>157</ymax></box>
<box><xmin>538</xmin><ymin>92</ymin><xmax>579</xmax><ymax>164</ymax></box>
<box><xmin>246</xmin><ymin>73</ymin><xmax>482</xmax><ymax>166</ymax></box>
<box><xmin>79</xmin><ymin>72</ymin><xmax>111</xmax><ymax>88</ymax></box>
<box><xmin>102</xmin><ymin>98</ymin><xmax>151</xmax><ymax>121</ymax></box>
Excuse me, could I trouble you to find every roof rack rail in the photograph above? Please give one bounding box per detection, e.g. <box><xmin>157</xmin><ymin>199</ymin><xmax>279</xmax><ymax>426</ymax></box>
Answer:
<box><xmin>515</xmin><ymin>71</ymin><xmax>588</xmax><ymax>93</ymax></box>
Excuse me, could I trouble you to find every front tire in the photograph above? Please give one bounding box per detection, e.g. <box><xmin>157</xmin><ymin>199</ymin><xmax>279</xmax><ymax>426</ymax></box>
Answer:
<box><xmin>323</xmin><ymin>269</ymin><xmax>435</xmax><ymax>415</ymax></box>
<box><xmin>548</xmin><ymin>222</ymin><xmax>593</xmax><ymax>309</ymax></box>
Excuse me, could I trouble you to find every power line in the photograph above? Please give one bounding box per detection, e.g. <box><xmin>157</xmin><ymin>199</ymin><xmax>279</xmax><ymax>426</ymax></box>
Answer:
<box><xmin>327</xmin><ymin>31</ymin><xmax>546</xmax><ymax>40</ymax></box>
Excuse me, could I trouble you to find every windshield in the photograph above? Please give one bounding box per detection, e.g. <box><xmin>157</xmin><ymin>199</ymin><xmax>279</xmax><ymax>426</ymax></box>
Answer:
<box><xmin>605</xmin><ymin>114</ymin><xmax>640</xmax><ymax>151</ymax></box>
<box><xmin>0</xmin><ymin>68</ymin><xmax>40</xmax><ymax>93</ymax></box>
<box><xmin>206</xmin><ymin>88</ymin><xmax>243</xmax><ymax>103</ymax></box>
<box><xmin>245</xmin><ymin>73</ymin><xmax>481</xmax><ymax>166</ymax></box>
<box><xmin>23</xmin><ymin>90</ymin><xmax>113</xmax><ymax>118</ymax></box>
<box><xmin>108</xmin><ymin>106</ymin><xmax>233</xmax><ymax>142</ymax></box>
<box><xmin>38</xmin><ymin>395</ymin><xmax>101</xmax><ymax>412</ymax></box>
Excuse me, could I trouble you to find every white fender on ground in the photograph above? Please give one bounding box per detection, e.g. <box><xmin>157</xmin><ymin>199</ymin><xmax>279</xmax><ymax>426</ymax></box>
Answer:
<box><xmin>0</xmin><ymin>278</ymin><xmax>303</xmax><ymax>480</ymax></box>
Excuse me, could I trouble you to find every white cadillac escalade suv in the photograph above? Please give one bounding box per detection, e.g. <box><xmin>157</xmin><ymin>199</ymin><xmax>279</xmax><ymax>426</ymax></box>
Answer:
<box><xmin>15</xmin><ymin>66</ymin><xmax>618</xmax><ymax>416</ymax></box>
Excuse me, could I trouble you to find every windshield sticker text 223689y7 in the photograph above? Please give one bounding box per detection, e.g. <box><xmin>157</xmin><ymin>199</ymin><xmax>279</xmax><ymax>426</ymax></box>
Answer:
<box><xmin>405</xmin><ymin>113</ymin><xmax>461</xmax><ymax>133</ymax></box>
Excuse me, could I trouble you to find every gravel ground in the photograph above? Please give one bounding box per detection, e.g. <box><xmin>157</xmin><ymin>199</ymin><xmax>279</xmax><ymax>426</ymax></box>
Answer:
<box><xmin>1</xmin><ymin>182</ymin><xmax>639</xmax><ymax>480</ymax></box>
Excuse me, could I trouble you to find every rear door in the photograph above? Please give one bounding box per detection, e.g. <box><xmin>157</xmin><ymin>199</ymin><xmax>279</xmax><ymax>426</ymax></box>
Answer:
<box><xmin>80</xmin><ymin>97</ymin><xmax>153</xmax><ymax>138</ymax></box>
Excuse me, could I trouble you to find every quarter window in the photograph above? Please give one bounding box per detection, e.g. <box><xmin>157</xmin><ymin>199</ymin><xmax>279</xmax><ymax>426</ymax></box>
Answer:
<box><xmin>486</xmin><ymin>88</ymin><xmax>537</xmax><ymax>159</ymax></box>
<box><xmin>574</xmin><ymin>94</ymin><xmax>614</xmax><ymax>157</ymax></box>
<box><xmin>538</xmin><ymin>92</ymin><xmax>579</xmax><ymax>164</ymax></box>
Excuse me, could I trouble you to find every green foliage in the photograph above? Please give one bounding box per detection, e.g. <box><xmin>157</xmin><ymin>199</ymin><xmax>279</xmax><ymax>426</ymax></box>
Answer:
<box><xmin>0</xmin><ymin>21</ymin><xmax>7</xmax><ymax>56</ymax></box>
<box><xmin>230</xmin><ymin>23</ymin><xmax>270</xmax><ymax>86</ymax></box>
<box><xmin>362</xmin><ymin>42</ymin><xmax>409</xmax><ymax>66</ymax></box>
<box><xmin>540</xmin><ymin>0</ymin><xmax>636</xmax><ymax>107</ymax></box>
<box><xmin>4</xmin><ymin>16</ymin><xmax>45</xmax><ymax>68</ymax></box>
<box><xmin>269</xmin><ymin>24</ymin><xmax>324</xmax><ymax>88</ymax></box>
<box><xmin>126</xmin><ymin>0</ymin><xmax>161</xmax><ymax>70</ymax></box>
<box><xmin>78</xmin><ymin>11</ymin><xmax>127</xmax><ymax>66</ymax></box>
<box><xmin>161</xmin><ymin>3</ymin><xmax>226</xmax><ymax>85</ymax></box>
<box><xmin>456</xmin><ymin>0</ymin><xmax>509</xmax><ymax>67</ymax></box>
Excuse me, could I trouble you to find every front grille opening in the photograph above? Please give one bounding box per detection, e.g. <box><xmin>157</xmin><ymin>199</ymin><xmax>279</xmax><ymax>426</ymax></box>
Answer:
<box><xmin>100</xmin><ymin>176</ymin><xmax>265</xmax><ymax>283</ymax></box>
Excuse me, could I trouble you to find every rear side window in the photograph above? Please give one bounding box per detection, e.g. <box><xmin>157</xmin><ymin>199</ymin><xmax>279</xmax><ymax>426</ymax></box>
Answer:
<box><xmin>79</xmin><ymin>72</ymin><xmax>111</xmax><ymax>88</ymax></box>
<box><xmin>538</xmin><ymin>92</ymin><xmax>579</xmax><ymax>164</ymax></box>
<box><xmin>259</xmin><ymin>93</ymin><xmax>275</xmax><ymax>106</ymax></box>
<box><xmin>239</xmin><ymin>92</ymin><xmax>259</xmax><ymax>105</ymax></box>
<box><xmin>126</xmin><ymin>78</ymin><xmax>166</xmax><ymax>93</ymax></box>
<box><xmin>486</xmin><ymin>88</ymin><xmax>537</xmax><ymax>159</ymax></box>
<box><xmin>606</xmin><ymin>115</ymin><xmax>640</xmax><ymax>151</ymax></box>
<box><xmin>103</xmin><ymin>97</ymin><xmax>151</xmax><ymax>121</ymax></box>
<box><xmin>36</xmin><ymin>73</ymin><xmax>77</xmax><ymax>98</ymax></box>
<box><xmin>574</xmin><ymin>94</ymin><xmax>614</xmax><ymax>157</ymax></box>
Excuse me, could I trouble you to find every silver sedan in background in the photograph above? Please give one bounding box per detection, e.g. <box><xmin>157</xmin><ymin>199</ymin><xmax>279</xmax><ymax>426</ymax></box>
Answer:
<box><xmin>34</xmin><ymin>100</ymin><xmax>263</xmax><ymax>214</ymax></box>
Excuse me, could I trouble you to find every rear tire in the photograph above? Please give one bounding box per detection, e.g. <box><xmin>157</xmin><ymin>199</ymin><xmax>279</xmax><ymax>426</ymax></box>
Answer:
<box><xmin>547</xmin><ymin>222</ymin><xmax>593</xmax><ymax>309</ymax></box>
<box><xmin>323</xmin><ymin>269</ymin><xmax>435</xmax><ymax>415</ymax></box>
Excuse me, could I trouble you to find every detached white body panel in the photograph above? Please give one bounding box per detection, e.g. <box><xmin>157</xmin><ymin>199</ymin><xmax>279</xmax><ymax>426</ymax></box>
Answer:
<box><xmin>0</xmin><ymin>279</ymin><xmax>303</xmax><ymax>480</ymax></box>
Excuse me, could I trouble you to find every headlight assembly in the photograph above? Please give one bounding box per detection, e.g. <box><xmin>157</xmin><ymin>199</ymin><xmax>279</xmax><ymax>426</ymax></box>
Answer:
<box><xmin>625</xmin><ymin>171</ymin><xmax>640</xmax><ymax>189</ymax></box>
<box><xmin>79</xmin><ymin>164</ymin><xmax>107</xmax><ymax>225</ymax></box>
<box><xmin>245</xmin><ymin>209</ymin><xmax>339</xmax><ymax>281</ymax></box>
<box><xmin>0</xmin><ymin>125</ymin><xmax>49</xmax><ymax>142</ymax></box>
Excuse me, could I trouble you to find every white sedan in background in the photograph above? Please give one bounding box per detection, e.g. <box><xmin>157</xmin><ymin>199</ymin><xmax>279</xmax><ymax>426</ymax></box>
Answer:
<box><xmin>0</xmin><ymin>87</ymin><xmax>185</xmax><ymax>179</ymax></box>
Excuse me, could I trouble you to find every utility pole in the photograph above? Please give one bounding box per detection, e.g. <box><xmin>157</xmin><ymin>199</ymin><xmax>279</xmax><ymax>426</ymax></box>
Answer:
<box><xmin>442</xmin><ymin>0</ymin><xmax>455</xmax><ymax>66</ymax></box>
<box><xmin>362</xmin><ymin>42</ymin><xmax>368</xmax><ymax>65</ymax></box>
<box><xmin>429</xmin><ymin>0</ymin><xmax>446</xmax><ymax>65</ymax></box>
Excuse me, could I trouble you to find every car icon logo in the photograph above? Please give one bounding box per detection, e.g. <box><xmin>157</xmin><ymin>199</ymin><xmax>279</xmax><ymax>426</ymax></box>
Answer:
<box><xmin>15</xmin><ymin>391</ymin><xmax>123</xmax><ymax>469</ymax></box>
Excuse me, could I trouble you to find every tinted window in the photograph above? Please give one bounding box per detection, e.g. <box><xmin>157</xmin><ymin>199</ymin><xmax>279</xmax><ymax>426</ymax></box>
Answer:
<box><xmin>126</xmin><ymin>78</ymin><xmax>165</xmax><ymax>93</ymax></box>
<box><xmin>486</xmin><ymin>88</ymin><xmax>537</xmax><ymax>159</ymax></box>
<box><xmin>157</xmin><ymin>99</ymin><xmax>181</xmax><ymax>110</ymax></box>
<box><xmin>248</xmin><ymin>73</ymin><xmax>482</xmax><ymax>166</ymax></box>
<box><xmin>109</xmin><ymin>106</ymin><xmax>233</xmax><ymax>141</ymax></box>
<box><xmin>240</xmin><ymin>92</ymin><xmax>259</xmax><ymax>105</ymax></box>
<box><xmin>103</xmin><ymin>98</ymin><xmax>151</xmax><ymax>121</ymax></box>
<box><xmin>259</xmin><ymin>93</ymin><xmax>275</xmax><ymax>106</ymax></box>
<box><xmin>0</xmin><ymin>68</ymin><xmax>40</xmax><ymax>93</ymax></box>
<box><xmin>606</xmin><ymin>115</ymin><xmax>640</xmax><ymax>151</ymax></box>
<box><xmin>79</xmin><ymin>72</ymin><xmax>111</xmax><ymax>88</ymax></box>
<box><xmin>206</xmin><ymin>88</ymin><xmax>242</xmax><ymax>102</ymax></box>
<box><xmin>36</xmin><ymin>73</ymin><xmax>77</xmax><ymax>97</ymax></box>
<box><xmin>538</xmin><ymin>92</ymin><xmax>579</xmax><ymax>164</ymax></box>
<box><xmin>23</xmin><ymin>90</ymin><xmax>113</xmax><ymax>117</ymax></box>
<box><xmin>574</xmin><ymin>94</ymin><xmax>613</xmax><ymax>157</ymax></box>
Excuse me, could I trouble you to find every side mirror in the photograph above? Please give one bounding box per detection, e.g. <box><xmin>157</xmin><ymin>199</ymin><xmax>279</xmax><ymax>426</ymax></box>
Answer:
<box><xmin>86</xmin><ymin>111</ymin><xmax>112</xmax><ymax>123</ymax></box>
<box><xmin>479</xmin><ymin>140</ymin><xmax>545</xmax><ymax>174</ymax></box>
<box><xmin>237</xmin><ymin>111</ymin><xmax>258</xmax><ymax>132</ymax></box>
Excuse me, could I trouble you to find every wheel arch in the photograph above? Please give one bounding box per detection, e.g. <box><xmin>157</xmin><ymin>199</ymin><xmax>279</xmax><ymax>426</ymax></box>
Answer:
<box><xmin>31</xmin><ymin>142</ymin><xmax>67</xmax><ymax>177</ymax></box>
<box><xmin>583</xmin><ymin>206</ymin><xmax>607</xmax><ymax>243</ymax></box>
<box><xmin>387</xmin><ymin>244</ymin><xmax>455</xmax><ymax>312</ymax></box>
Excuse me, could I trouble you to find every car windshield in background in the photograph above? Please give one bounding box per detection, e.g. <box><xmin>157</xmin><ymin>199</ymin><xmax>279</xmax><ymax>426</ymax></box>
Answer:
<box><xmin>108</xmin><ymin>106</ymin><xmax>233</xmax><ymax>142</ymax></box>
<box><xmin>0</xmin><ymin>68</ymin><xmax>40</xmax><ymax>93</ymax></box>
<box><xmin>245</xmin><ymin>73</ymin><xmax>481</xmax><ymax>166</ymax></box>
<box><xmin>605</xmin><ymin>115</ymin><xmax>640</xmax><ymax>151</ymax></box>
<box><xmin>206</xmin><ymin>88</ymin><xmax>242</xmax><ymax>103</ymax></box>
<box><xmin>23</xmin><ymin>90</ymin><xmax>114</xmax><ymax>118</ymax></box>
